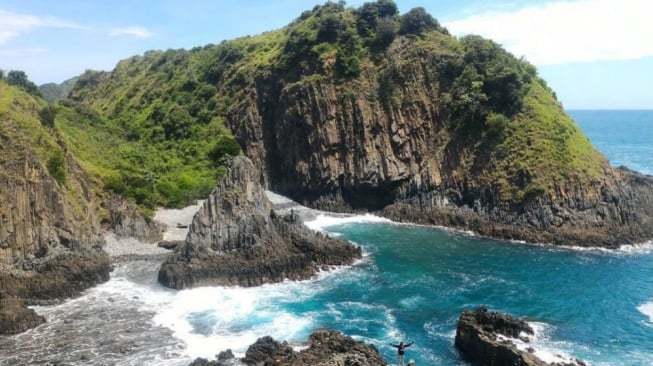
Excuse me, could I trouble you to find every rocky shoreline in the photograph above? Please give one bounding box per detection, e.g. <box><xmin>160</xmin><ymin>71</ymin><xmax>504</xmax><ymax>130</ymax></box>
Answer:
<box><xmin>158</xmin><ymin>157</ymin><xmax>362</xmax><ymax>289</ymax></box>
<box><xmin>189</xmin><ymin>330</ymin><xmax>386</xmax><ymax>366</ymax></box>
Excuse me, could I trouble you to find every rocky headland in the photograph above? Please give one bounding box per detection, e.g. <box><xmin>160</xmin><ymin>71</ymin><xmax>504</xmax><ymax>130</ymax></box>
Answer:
<box><xmin>455</xmin><ymin>306</ymin><xmax>586</xmax><ymax>366</ymax></box>
<box><xmin>158</xmin><ymin>156</ymin><xmax>362</xmax><ymax>289</ymax></box>
<box><xmin>189</xmin><ymin>330</ymin><xmax>386</xmax><ymax>366</ymax></box>
<box><xmin>0</xmin><ymin>82</ymin><xmax>163</xmax><ymax>334</ymax></box>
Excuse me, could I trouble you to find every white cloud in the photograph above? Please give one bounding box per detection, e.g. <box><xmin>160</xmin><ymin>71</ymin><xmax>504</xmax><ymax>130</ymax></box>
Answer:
<box><xmin>109</xmin><ymin>26</ymin><xmax>154</xmax><ymax>39</ymax></box>
<box><xmin>0</xmin><ymin>9</ymin><xmax>83</xmax><ymax>44</ymax></box>
<box><xmin>443</xmin><ymin>0</ymin><xmax>653</xmax><ymax>65</ymax></box>
<box><xmin>0</xmin><ymin>47</ymin><xmax>46</xmax><ymax>57</ymax></box>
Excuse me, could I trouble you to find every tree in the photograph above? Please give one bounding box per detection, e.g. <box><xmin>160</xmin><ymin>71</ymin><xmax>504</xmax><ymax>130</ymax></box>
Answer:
<box><xmin>162</xmin><ymin>105</ymin><xmax>193</xmax><ymax>140</ymax></box>
<box><xmin>39</xmin><ymin>106</ymin><xmax>58</xmax><ymax>127</ymax></box>
<box><xmin>6</xmin><ymin>70</ymin><xmax>29</xmax><ymax>86</ymax></box>
<box><xmin>374</xmin><ymin>17</ymin><xmax>397</xmax><ymax>49</ymax></box>
<box><xmin>400</xmin><ymin>7</ymin><xmax>440</xmax><ymax>35</ymax></box>
<box><xmin>317</xmin><ymin>12</ymin><xmax>344</xmax><ymax>43</ymax></box>
<box><xmin>6</xmin><ymin>70</ymin><xmax>41</xmax><ymax>97</ymax></box>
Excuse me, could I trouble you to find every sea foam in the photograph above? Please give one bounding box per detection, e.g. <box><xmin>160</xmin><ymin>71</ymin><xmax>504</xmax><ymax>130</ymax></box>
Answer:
<box><xmin>638</xmin><ymin>300</ymin><xmax>653</xmax><ymax>323</ymax></box>
<box><xmin>304</xmin><ymin>213</ymin><xmax>392</xmax><ymax>232</ymax></box>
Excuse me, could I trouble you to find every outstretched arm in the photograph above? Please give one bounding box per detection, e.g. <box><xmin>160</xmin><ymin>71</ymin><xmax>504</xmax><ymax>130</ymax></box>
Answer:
<box><xmin>406</xmin><ymin>341</ymin><xmax>414</xmax><ymax>347</ymax></box>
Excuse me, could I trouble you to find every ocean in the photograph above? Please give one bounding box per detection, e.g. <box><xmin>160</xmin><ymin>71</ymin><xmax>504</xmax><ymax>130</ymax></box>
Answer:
<box><xmin>0</xmin><ymin>110</ymin><xmax>651</xmax><ymax>366</ymax></box>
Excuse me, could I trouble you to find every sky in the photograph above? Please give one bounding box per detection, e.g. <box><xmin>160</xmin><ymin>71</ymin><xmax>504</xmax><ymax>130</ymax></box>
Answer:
<box><xmin>0</xmin><ymin>0</ymin><xmax>652</xmax><ymax>109</ymax></box>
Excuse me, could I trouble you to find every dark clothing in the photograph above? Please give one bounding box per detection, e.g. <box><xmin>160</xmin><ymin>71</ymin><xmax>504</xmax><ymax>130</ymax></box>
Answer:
<box><xmin>391</xmin><ymin>341</ymin><xmax>414</xmax><ymax>355</ymax></box>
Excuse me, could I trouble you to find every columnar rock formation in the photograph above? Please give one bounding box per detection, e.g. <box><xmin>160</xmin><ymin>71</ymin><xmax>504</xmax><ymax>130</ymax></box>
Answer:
<box><xmin>0</xmin><ymin>86</ymin><xmax>161</xmax><ymax>334</ymax></box>
<box><xmin>158</xmin><ymin>156</ymin><xmax>361</xmax><ymax>289</ymax></box>
<box><xmin>225</xmin><ymin>63</ymin><xmax>653</xmax><ymax>247</ymax></box>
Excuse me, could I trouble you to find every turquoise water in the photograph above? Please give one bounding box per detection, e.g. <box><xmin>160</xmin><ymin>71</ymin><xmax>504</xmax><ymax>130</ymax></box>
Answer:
<box><xmin>1</xmin><ymin>110</ymin><xmax>651</xmax><ymax>366</ymax></box>
<box><xmin>568</xmin><ymin>110</ymin><xmax>652</xmax><ymax>175</ymax></box>
<box><xmin>296</xmin><ymin>223</ymin><xmax>653</xmax><ymax>365</ymax></box>
<box><xmin>284</xmin><ymin>110</ymin><xmax>653</xmax><ymax>365</ymax></box>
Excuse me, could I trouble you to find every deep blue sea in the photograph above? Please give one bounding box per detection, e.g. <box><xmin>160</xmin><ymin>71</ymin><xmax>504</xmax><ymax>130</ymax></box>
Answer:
<box><xmin>0</xmin><ymin>110</ymin><xmax>651</xmax><ymax>366</ymax></box>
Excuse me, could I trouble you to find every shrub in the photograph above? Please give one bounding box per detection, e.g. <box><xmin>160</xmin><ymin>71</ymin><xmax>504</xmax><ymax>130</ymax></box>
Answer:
<box><xmin>39</xmin><ymin>106</ymin><xmax>58</xmax><ymax>127</ymax></box>
<box><xmin>47</xmin><ymin>150</ymin><xmax>66</xmax><ymax>185</ymax></box>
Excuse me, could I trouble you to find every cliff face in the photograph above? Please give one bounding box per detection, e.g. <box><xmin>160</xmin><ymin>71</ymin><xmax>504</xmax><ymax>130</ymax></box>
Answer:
<box><xmin>223</xmin><ymin>37</ymin><xmax>652</xmax><ymax>247</ymax></box>
<box><xmin>158</xmin><ymin>156</ymin><xmax>361</xmax><ymax>289</ymax></box>
<box><xmin>64</xmin><ymin>2</ymin><xmax>652</xmax><ymax>247</ymax></box>
<box><xmin>0</xmin><ymin>83</ymin><xmax>160</xmax><ymax>334</ymax></box>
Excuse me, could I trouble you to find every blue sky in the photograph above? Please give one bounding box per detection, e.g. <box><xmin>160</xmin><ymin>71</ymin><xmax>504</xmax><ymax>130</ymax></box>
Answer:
<box><xmin>1</xmin><ymin>0</ymin><xmax>651</xmax><ymax>109</ymax></box>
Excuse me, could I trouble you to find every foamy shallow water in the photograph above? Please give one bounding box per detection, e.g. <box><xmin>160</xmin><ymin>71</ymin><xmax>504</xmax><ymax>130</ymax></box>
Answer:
<box><xmin>1</xmin><ymin>193</ymin><xmax>652</xmax><ymax>366</ymax></box>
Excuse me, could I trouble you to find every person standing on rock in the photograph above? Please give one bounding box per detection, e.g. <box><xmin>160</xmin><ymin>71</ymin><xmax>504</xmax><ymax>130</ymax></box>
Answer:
<box><xmin>391</xmin><ymin>340</ymin><xmax>414</xmax><ymax>366</ymax></box>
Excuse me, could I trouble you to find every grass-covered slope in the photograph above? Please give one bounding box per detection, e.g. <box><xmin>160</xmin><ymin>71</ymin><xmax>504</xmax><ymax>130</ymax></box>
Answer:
<box><xmin>63</xmin><ymin>1</ymin><xmax>610</xmax><ymax>219</ymax></box>
<box><xmin>39</xmin><ymin>77</ymin><xmax>78</xmax><ymax>104</ymax></box>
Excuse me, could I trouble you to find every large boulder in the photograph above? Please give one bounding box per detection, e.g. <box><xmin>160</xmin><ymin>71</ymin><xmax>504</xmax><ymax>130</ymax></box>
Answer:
<box><xmin>455</xmin><ymin>306</ymin><xmax>587</xmax><ymax>366</ymax></box>
<box><xmin>158</xmin><ymin>157</ymin><xmax>361</xmax><ymax>289</ymax></box>
<box><xmin>455</xmin><ymin>305</ymin><xmax>545</xmax><ymax>366</ymax></box>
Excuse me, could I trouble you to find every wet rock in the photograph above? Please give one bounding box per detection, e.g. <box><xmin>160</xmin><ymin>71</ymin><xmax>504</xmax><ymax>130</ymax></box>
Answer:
<box><xmin>455</xmin><ymin>305</ymin><xmax>544</xmax><ymax>366</ymax></box>
<box><xmin>455</xmin><ymin>306</ymin><xmax>586</xmax><ymax>366</ymax></box>
<box><xmin>237</xmin><ymin>330</ymin><xmax>386</xmax><ymax>366</ymax></box>
<box><xmin>0</xmin><ymin>295</ymin><xmax>45</xmax><ymax>334</ymax></box>
<box><xmin>159</xmin><ymin>157</ymin><xmax>361</xmax><ymax>289</ymax></box>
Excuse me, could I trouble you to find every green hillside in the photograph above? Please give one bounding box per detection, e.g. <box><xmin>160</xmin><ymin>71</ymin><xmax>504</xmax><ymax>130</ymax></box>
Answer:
<box><xmin>59</xmin><ymin>0</ymin><xmax>605</xmax><ymax>212</ymax></box>
<box><xmin>39</xmin><ymin>77</ymin><xmax>78</xmax><ymax>104</ymax></box>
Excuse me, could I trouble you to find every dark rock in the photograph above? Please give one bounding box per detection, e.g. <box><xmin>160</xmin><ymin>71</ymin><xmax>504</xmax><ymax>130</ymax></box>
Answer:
<box><xmin>222</xmin><ymin>50</ymin><xmax>653</xmax><ymax>248</ymax></box>
<box><xmin>0</xmin><ymin>249</ymin><xmax>111</xmax><ymax>335</ymax></box>
<box><xmin>455</xmin><ymin>305</ymin><xmax>545</xmax><ymax>366</ymax></box>
<box><xmin>455</xmin><ymin>306</ymin><xmax>587</xmax><ymax>366</ymax></box>
<box><xmin>243</xmin><ymin>336</ymin><xmax>293</xmax><ymax>365</ymax></box>
<box><xmin>188</xmin><ymin>349</ymin><xmax>236</xmax><ymax>366</ymax></box>
<box><xmin>106</xmin><ymin>194</ymin><xmax>164</xmax><ymax>243</ymax></box>
<box><xmin>159</xmin><ymin>157</ymin><xmax>361</xmax><ymax>289</ymax></box>
<box><xmin>217</xmin><ymin>349</ymin><xmax>235</xmax><ymax>361</ymax></box>
<box><xmin>158</xmin><ymin>240</ymin><xmax>184</xmax><ymax>250</ymax></box>
<box><xmin>0</xmin><ymin>295</ymin><xmax>45</xmax><ymax>334</ymax></box>
<box><xmin>240</xmin><ymin>330</ymin><xmax>386</xmax><ymax>366</ymax></box>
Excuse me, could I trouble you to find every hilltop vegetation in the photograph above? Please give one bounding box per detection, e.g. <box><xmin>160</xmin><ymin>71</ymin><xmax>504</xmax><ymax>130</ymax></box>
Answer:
<box><xmin>25</xmin><ymin>0</ymin><xmax>605</xmax><ymax>215</ymax></box>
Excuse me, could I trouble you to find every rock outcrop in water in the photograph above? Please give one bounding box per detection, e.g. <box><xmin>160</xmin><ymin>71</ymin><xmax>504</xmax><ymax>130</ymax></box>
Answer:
<box><xmin>455</xmin><ymin>306</ymin><xmax>585</xmax><ymax>366</ymax></box>
<box><xmin>189</xmin><ymin>330</ymin><xmax>386</xmax><ymax>366</ymax></box>
<box><xmin>158</xmin><ymin>156</ymin><xmax>361</xmax><ymax>289</ymax></box>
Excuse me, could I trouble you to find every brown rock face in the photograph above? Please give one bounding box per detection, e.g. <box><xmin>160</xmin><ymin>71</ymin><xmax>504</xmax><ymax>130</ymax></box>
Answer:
<box><xmin>158</xmin><ymin>156</ymin><xmax>361</xmax><ymax>289</ymax></box>
<box><xmin>0</xmin><ymin>102</ymin><xmax>152</xmax><ymax>334</ymax></box>
<box><xmin>0</xmin><ymin>295</ymin><xmax>45</xmax><ymax>334</ymax></box>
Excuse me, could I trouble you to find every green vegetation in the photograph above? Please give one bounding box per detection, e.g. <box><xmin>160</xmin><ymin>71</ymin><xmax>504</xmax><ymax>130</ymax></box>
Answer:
<box><xmin>33</xmin><ymin>0</ymin><xmax>604</xmax><ymax>212</ymax></box>
<box><xmin>39</xmin><ymin>77</ymin><xmax>78</xmax><ymax>104</ymax></box>
<box><xmin>1</xmin><ymin>70</ymin><xmax>42</xmax><ymax>98</ymax></box>
<box><xmin>0</xmin><ymin>81</ymin><xmax>68</xmax><ymax>186</ymax></box>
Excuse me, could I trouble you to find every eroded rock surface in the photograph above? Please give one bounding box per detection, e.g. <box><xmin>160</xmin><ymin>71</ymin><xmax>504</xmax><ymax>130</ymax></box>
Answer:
<box><xmin>158</xmin><ymin>156</ymin><xmax>361</xmax><ymax>289</ymax></box>
<box><xmin>455</xmin><ymin>306</ymin><xmax>585</xmax><ymax>366</ymax></box>
<box><xmin>190</xmin><ymin>330</ymin><xmax>386</xmax><ymax>366</ymax></box>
